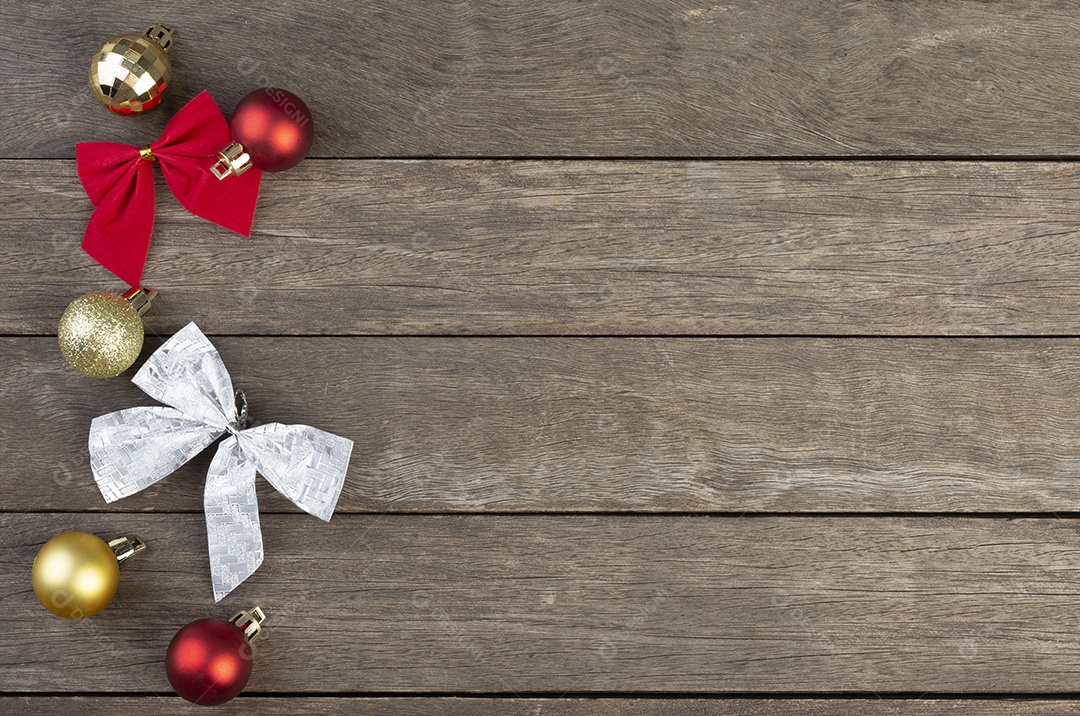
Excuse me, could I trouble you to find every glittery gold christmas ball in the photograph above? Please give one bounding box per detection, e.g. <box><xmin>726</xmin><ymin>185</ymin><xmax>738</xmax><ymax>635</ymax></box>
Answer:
<box><xmin>32</xmin><ymin>532</ymin><xmax>121</xmax><ymax>619</ymax></box>
<box><xmin>58</xmin><ymin>291</ymin><xmax>145</xmax><ymax>378</ymax></box>
<box><xmin>90</xmin><ymin>24</ymin><xmax>174</xmax><ymax>115</ymax></box>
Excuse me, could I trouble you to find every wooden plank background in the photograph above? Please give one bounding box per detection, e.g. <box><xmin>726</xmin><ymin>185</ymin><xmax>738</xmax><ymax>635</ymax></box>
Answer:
<box><xmin>6</xmin><ymin>160</ymin><xmax>1080</xmax><ymax>336</ymax></box>
<box><xmin>8</xmin><ymin>336</ymin><xmax>1080</xmax><ymax>514</ymax></box>
<box><xmin>3</xmin><ymin>1</ymin><xmax>1080</xmax><ymax>713</ymax></box>
<box><xmin>5</xmin><ymin>1</ymin><xmax>1080</xmax><ymax>158</ymax></box>
<box><xmin>7</xmin><ymin>514</ymin><xmax>1080</xmax><ymax>694</ymax></box>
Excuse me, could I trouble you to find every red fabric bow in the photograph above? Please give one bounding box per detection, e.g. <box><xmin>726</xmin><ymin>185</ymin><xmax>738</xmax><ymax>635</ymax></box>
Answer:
<box><xmin>76</xmin><ymin>91</ymin><xmax>262</xmax><ymax>287</ymax></box>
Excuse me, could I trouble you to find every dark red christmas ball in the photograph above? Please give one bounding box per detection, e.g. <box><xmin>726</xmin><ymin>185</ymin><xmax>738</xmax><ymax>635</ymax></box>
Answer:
<box><xmin>166</xmin><ymin>618</ymin><xmax>254</xmax><ymax>706</ymax></box>
<box><xmin>230</xmin><ymin>88</ymin><xmax>313</xmax><ymax>172</ymax></box>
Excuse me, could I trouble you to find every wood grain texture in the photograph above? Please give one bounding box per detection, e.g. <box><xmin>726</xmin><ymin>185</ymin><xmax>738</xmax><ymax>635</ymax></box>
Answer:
<box><xmin>4</xmin><ymin>1</ymin><xmax>1080</xmax><ymax>158</ymax></box>
<box><xmin>7</xmin><ymin>336</ymin><xmax>1080</xmax><ymax>514</ymax></box>
<box><xmin>5</xmin><ymin>697</ymin><xmax>1080</xmax><ymax>715</ymax></box>
<box><xmin>6</xmin><ymin>0</ymin><xmax>1079</xmax><ymax>708</ymax></box>
<box><xmin>5</xmin><ymin>514</ymin><xmax>1080</xmax><ymax>693</ymax></box>
<box><xmin>6</xmin><ymin>159</ymin><xmax>1080</xmax><ymax>336</ymax></box>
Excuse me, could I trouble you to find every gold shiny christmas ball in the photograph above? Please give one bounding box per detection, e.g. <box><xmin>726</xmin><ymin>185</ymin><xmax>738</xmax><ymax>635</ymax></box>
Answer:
<box><xmin>58</xmin><ymin>291</ymin><xmax>147</xmax><ymax>378</ymax></box>
<box><xmin>32</xmin><ymin>532</ymin><xmax>121</xmax><ymax>619</ymax></box>
<box><xmin>90</xmin><ymin>24</ymin><xmax>174</xmax><ymax>115</ymax></box>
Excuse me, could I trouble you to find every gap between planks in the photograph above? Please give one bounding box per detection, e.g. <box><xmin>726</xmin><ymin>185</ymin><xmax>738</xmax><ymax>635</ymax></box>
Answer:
<box><xmin>3</xmin><ymin>696</ymin><xmax>1080</xmax><ymax>715</ymax></box>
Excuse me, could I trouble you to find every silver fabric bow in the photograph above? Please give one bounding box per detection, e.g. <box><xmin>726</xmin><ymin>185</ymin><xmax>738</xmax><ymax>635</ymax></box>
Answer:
<box><xmin>89</xmin><ymin>322</ymin><xmax>353</xmax><ymax>601</ymax></box>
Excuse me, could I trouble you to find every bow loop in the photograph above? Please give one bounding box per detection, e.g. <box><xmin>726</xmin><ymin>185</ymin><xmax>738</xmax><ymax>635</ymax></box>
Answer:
<box><xmin>76</xmin><ymin>91</ymin><xmax>263</xmax><ymax>288</ymax></box>
<box><xmin>89</xmin><ymin>322</ymin><xmax>352</xmax><ymax>601</ymax></box>
<box><xmin>89</xmin><ymin>405</ymin><xmax>221</xmax><ymax>502</ymax></box>
<box><xmin>150</xmin><ymin>90</ymin><xmax>233</xmax><ymax>159</ymax></box>
<box><xmin>133</xmin><ymin>322</ymin><xmax>237</xmax><ymax>430</ymax></box>
<box><xmin>236</xmin><ymin>424</ymin><xmax>352</xmax><ymax>522</ymax></box>
<box><xmin>76</xmin><ymin>142</ymin><xmax>156</xmax><ymax>287</ymax></box>
<box><xmin>76</xmin><ymin>142</ymin><xmax>144</xmax><ymax>205</ymax></box>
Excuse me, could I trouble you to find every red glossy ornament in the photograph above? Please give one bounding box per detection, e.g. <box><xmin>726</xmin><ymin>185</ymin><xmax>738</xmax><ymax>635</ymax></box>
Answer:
<box><xmin>166</xmin><ymin>607</ymin><xmax>265</xmax><ymax>706</ymax></box>
<box><xmin>230</xmin><ymin>88</ymin><xmax>313</xmax><ymax>172</ymax></box>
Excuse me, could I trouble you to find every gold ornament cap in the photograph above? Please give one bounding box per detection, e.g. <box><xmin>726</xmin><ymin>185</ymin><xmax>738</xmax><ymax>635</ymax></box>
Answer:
<box><xmin>90</xmin><ymin>23</ymin><xmax>175</xmax><ymax>115</ymax></box>
<box><xmin>108</xmin><ymin>535</ymin><xmax>147</xmax><ymax>564</ymax></box>
<box><xmin>211</xmin><ymin>142</ymin><xmax>254</xmax><ymax>180</ymax></box>
<box><xmin>58</xmin><ymin>288</ymin><xmax>156</xmax><ymax>378</ymax></box>
<box><xmin>32</xmin><ymin>532</ymin><xmax>144</xmax><ymax>619</ymax></box>
<box><xmin>230</xmin><ymin>606</ymin><xmax>267</xmax><ymax>643</ymax></box>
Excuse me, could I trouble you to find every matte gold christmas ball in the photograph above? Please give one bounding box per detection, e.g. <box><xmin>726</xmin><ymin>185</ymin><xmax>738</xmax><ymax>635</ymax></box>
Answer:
<box><xmin>90</xmin><ymin>23</ymin><xmax>174</xmax><ymax>115</ymax></box>
<box><xmin>32</xmin><ymin>532</ymin><xmax>120</xmax><ymax>619</ymax></box>
<box><xmin>58</xmin><ymin>290</ymin><xmax>149</xmax><ymax>378</ymax></box>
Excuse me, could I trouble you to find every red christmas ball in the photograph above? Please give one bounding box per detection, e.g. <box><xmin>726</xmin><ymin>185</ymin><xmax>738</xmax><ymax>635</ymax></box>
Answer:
<box><xmin>230</xmin><ymin>88</ymin><xmax>313</xmax><ymax>172</ymax></box>
<box><xmin>166</xmin><ymin>618</ymin><xmax>254</xmax><ymax>706</ymax></box>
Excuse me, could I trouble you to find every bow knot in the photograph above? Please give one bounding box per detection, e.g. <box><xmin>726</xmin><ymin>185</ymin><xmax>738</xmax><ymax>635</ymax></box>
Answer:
<box><xmin>89</xmin><ymin>323</ymin><xmax>352</xmax><ymax>601</ymax></box>
<box><xmin>77</xmin><ymin>91</ymin><xmax>263</xmax><ymax>287</ymax></box>
<box><xmin>225</xmin><ymin>390</ymin><xmax>248</xmax><ymax>435</ymax></box>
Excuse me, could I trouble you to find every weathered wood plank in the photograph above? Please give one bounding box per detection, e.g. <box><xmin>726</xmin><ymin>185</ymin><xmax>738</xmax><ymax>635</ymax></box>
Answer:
<box><xmin>5</xmin><ymin>160</ymin><xmax>1080</xmax><ymax>336</ymax></box>
<box><xmin>4</xmin><ymin>1</ymin><xmax>1080</xmax><ymax>157</ymax></box>
<box><xmin>4</xmin><ymin>514</ymin><xmax>1080</xmax><ymax>692</ymax></box>
<box><xmin>7</xmin><ymin>336</ymin><xmax>1080</xmax><ymax>514</ymax></box>
<box><xmin>4</xmin><ymin>696</ymin><xmax>1079</xmax><ymax>715</ymax></box>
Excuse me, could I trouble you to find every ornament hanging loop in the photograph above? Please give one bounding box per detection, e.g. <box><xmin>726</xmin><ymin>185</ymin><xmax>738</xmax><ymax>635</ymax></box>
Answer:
<box><xmin>108</xmin><ymin>535</ymin><xmax>146</xmax><ymax>565</ymax></box>
<box><xmin>211</xmin><ymin>142</ymin><xmax>252</xmax><ymax>180</ymax></box>
<box><xmin>123</xmin><ymin>286</ymin><xmax>157</xmax><ymax>317</ymax></box>
<box><xmin>230</xmin><ymin>606</ymin><xmax>266</xmax><ymax>642</ymax></box>
<box><xmin>144</xmin><ymin>23</ymin><xmax>174</xmax><ymax>52</ymax></box>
